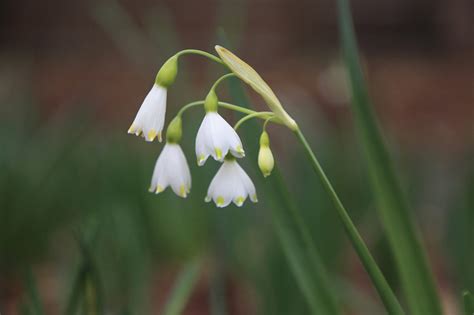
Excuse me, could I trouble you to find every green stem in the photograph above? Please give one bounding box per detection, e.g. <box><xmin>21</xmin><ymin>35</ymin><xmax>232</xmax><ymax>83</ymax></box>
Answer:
<box><xmin>219</xmin><ymin>101</ymin><xmax>257</xmax><ymax>115</ymax></box>
<box><xmin>234</xmin><ymin>112</ymin><xmax>276</xmax><ymax>130</ymax></box>
<box><xmin>177</xmin><ymin>101</ymin><xmax>205</xmax><ymax>117</ymax></box>
<box><xmin>175</xmin><ymin>49</ymin><xmax>224</xmax><ymax>65</ymax></box>
<box><xmin>177</xmin><ymin>100</ymin><xmax>258</xmax><ymax>117</ymax></box>
<box><xmin>294</xmin><ymin>127</ymin><xmax>405</xmax><ymax>315</ymax></box>
<box><xmin>211</xmin><ymin>73</ymin><xmax>236</xmax><ymax>92</ymax></box>
<box><xmin>263</xmin><ymin>116</ymin><xmax>275</xmax><ymax>130</ymax></box>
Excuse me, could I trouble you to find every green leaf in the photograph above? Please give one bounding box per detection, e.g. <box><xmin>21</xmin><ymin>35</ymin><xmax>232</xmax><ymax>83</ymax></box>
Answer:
<box><xmin>463</xmin><ymin>291</ymin><xmax>474</xmax><ymax>315</ymax></box>
<box><xmin>161</xmin><ymin>259</ymin><xmax>201</xmax><ymax>315</ymax></box>
<box><xmin>24</xmin><ymin>269</ymin><xmax>45</xmax><ymax>315</ymax></box>
<box><xmin>336</xmin><ymin>0</ymin><xmax>443</xmax><ymax>314</ymax></box>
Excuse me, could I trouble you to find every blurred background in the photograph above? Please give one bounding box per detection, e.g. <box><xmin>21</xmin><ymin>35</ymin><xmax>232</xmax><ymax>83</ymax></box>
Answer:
<box><xmin>0</xmin><ymin>0</ymin><xmax>473</xmax><ymax>314</ymax></box>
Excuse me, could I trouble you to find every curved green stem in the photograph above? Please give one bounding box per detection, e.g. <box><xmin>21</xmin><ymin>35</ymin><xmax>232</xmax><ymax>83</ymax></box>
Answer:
<box><xmin>263</xmin><ymin>116</ymin><xmax>276</xmax><ymax>130</ymax></box>
<box><xmin>294</xmin><ymin>127</ymin><xmax>405</xmax><ymax>315</ymax></box>
<box><xmin>218</xmin><ymin>101</ymin><xmax>257</xmax><ymax>115</ymax></box>
<box><xmin>176</xmin><ymin>100</ymin><xmax>259</xmax><ymax>118</ymax></box>
<box><xmin>211</xmin><ymin>73</ymin><xmax>236</xmax><ymax>92</ymax></box>
<box><xmin>234</xmin><ymin>112</ymin><xmax>276</xmax><ymax>130</ymax></box>
<box><xmin>175</xmin><ymin>49</ymin><xmax>224</xmax><ymax>65</ymax></box>
<box><xmin>177</xmin><ymin>101</ymin><xmax>205</xmax><ymax>117</ymax></box>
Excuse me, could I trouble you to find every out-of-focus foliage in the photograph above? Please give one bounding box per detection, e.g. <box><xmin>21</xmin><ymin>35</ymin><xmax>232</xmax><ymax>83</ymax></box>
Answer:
<box><xmin>1</xmin><ymin>0</ymin><xmax>472</xmax><ymax>314</ymax></box>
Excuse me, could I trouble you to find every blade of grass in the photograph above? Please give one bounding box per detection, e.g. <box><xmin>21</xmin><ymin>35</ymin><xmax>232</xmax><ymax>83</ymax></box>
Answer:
<box><xmin>336</xmin><ymin>0</ymin><xmax>443</xmax><ymax>314</ymax></box>
<box><xmin>269</xmin><ymin>168</ymin><xmax>343</xmax><ymax>314</ymax></box>
<box><xmin>161</xmin><ymin>259</ymin><xmax>201</xmax><ymax>315</ymax></box>
<box><xmin>24</xmin><ymin>269</ymin><xmax>45</xmax><ymax>315</ymax></box>
<box><xmin>217</xmin><ymin>31</ymin><xmax>342</xmax><ymax>314</ymax></box>
<box><xmin>65</xmin><ymin>229</ymin><xmax>104</xmax><ymax>315</ymax></box>
<box><xmin>91</xmin><ymin>0</ymin><xmax>154</xmax><ymax>68</ymax></box>
<box><xmin>463</xmin><ymin>291</ymin><xmax>474</xmax><ymax>315</ymax></box>
<box><xmin>65</xmin><ymin>264</ymin><xmax>87</xmax><ymax>315</ymax></box>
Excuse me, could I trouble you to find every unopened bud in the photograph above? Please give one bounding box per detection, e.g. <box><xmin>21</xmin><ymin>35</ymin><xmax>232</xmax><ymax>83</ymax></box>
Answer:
<box><xmin>258</xmin><ymin>131</ymin><xmax>274</xmax><ymax>177</ymax></box>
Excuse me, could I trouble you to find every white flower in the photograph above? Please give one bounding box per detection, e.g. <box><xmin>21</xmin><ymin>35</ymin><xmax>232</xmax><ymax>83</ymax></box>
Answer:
<box><xmin>128</xmin><ymin>84</ymin><xmax>167</xmax><ymax>142</ymax></box>
<box><xmin>205</xmin><ymin>159</ymin><xmax>257</xmax><ymax>207</ymax></box>
<box><xmin>149</xmin><ymin>143</ymin><xmax>191</xmax><ymax>198</ymax></box>
<box><xmin>195</xmin><ymin>112</ymin><xmax>245</xmax><ymax>166</ymax></box>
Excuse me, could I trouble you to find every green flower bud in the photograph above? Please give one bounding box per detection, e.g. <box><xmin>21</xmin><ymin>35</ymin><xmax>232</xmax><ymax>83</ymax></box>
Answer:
<box><xmin>166</xmin><ymin>116</ymin><xmax>183</xmax><ymax>143</ymax></box>
<box><xmin>215</xmin><ymin>45</ymin><xmax>298</xmax><ymax>131</ymax></box>
<box><xmin>155</xmin><ymin>55</ymin><xmax>178</xmax><ymax>87</ymax></box>
<box><xmin>258</xmin><ymin>131</ymin><xmax>274</xmax><ymax>177</ymax></box>
<box><xmin>204</xmin><ymin>89</ymin><xmax>219</xmax><ymax>112</ymax></box>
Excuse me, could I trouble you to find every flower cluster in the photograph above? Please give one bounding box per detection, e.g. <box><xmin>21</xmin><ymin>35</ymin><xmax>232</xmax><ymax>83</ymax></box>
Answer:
<box><xmin>128</xmin><ymin>47</ymin><xmax>284</xmax><ymax>208</ymax></box>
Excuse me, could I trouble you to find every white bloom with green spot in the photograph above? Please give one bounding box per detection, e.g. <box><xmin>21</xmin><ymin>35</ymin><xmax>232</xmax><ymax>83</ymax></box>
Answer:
<box><xmin>149</xmin><ymin>143</ymin><xmax>191</xmax><ymax>198</ymax></box>
<box><xmin>128</xmin><ymin>84</ymin><xmax>167</xmax><ymax>142</ymax></box>
<box><xmin>205</xmin><ymin>159</ymin><xmax>257</xmax><ymax>207</ymax></box>
<box><xmin>195</xmin><ymin>112</ymin><xmax>245</xmax><ymax>165</ymax></box>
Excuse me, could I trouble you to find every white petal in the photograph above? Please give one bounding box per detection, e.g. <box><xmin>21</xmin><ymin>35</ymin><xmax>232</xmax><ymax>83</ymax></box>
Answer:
<box><xmin>128</xmin><ymin>84</ymin><xmax>167</xmax><ymax>142</ymax></box>
<box><xmin>236</xmin><ymin>162</ymin><xmax>258</xmax><ymax>202</ymax></box>
<box><xmin>149</xmin><ymin>144</ymin><xmax>171</xmax><ymax>193</ymax></box>
<box><xmin>195</xmin><ymin>114</ymin><xmax>212</xmax><ymax>165</ymax></box>
<box><xmin>212</xmin><ymin>114</ymin><xmax>245</xmax><ymax>158</ymax></box>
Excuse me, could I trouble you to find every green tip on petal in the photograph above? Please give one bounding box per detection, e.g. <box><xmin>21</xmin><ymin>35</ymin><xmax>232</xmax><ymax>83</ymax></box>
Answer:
<box><xmin>156</xmin><ymin>185</ymin><xmax>164</xmax><ymax>194</ymax></box>
<box><xmin>147</xmin><ymin>129</ymin><xmax>157</xmax><ymax>141</ymax></box>
<box><xmin>251</xmin><ymin>194</ymin><xmax>258</xmax><ymax>202</ymax></box>
<box><xmin>216</xmin><ymin>196</ymin><xmax>225</xmax><ymax>207</ymax></box>
<box><xmin>235</xmin><ymin>196</ymin><xmax>245</xmax><ymax>206</ymax></box>
<box><xmin>215</xmin><ymin>148</ymin><xmax>223</xmax><ymax>160</ymax></box>
<box><xmin>198</xmin><ymin>155</ymin><xmax>206</xmax><ymax>166</ymax></box>
<box><xmin>179</xmin><ymin>185</ymin><xmax>188</xmax><ymax>198</ymax></box>
<box><xmin>236</xmin><ymin>145</ymin><xmax>245</xmax><ymax>155</ymax></box>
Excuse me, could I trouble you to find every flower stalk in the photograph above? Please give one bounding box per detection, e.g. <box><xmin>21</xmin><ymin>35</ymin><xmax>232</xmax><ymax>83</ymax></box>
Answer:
<box><xmin>294</xmin><ymin>128</ymin><xmax>404</xmax><ymax>315</ymax></box>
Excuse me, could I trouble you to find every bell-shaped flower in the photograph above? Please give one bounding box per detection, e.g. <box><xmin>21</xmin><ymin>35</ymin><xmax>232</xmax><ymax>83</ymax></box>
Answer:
<box><xmin>195</xmin><ymin>112</ymin><xmax>245</xmax><ymax>166</ymax></box>
<box><xmin>128</xmin><ymin>84</ymin><xmax>167</xmax><ymax>142</ymax></box>
<box><xmin>205</xmin><ymin>158</ymin><xmax>257</xmax><ymax>207</ymax></box>
<box><xmin>128</xmin><ymin>84</ymin><xmax>168</xmax><ymax>142</ymax></box>
<box><xmin>149</xmin><ymin>143</ymin><xmax>191</xmax><ymax>198</ymax></box>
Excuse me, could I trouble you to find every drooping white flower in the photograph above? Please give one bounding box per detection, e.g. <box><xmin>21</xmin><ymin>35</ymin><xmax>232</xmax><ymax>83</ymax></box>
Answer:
<box><xmin>195</xmin><ymin>112</ymin><xmax>245</xmax><ymax>166</ymax></box>
<box><xmin>205</xmin><ymin>158</ymin><xmax>257</xmax><ymax>207</ymax></box>
<box><xmin>149</xmin><ymin>143</ymin><xmax>191</xmax><ymax>198</ymax></box>
<box><xmin>128</xmin><ymin>84</ymin><xmax>167</xmax><ymax>142</ymax></box>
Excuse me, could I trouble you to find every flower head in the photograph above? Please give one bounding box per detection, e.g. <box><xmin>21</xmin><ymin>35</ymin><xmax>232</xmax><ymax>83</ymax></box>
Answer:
<box><xmin>128</xmin><ymin>84</ymin><xmax>167</xmax><ymax>142</ymax></box>
<box><xmin>149</xmin><ymin>143</ymin><xmax>191</xmax><ymax>198</ymax></box>
<box><xmin>195</xmin><ymin>112</ymin><xmax>245</xmax><ymax>166</ymax></box>
<box><xmin>205</xmin><ymin>157</ymin><xmax>257</xmax><ymax>207</ymax></box>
